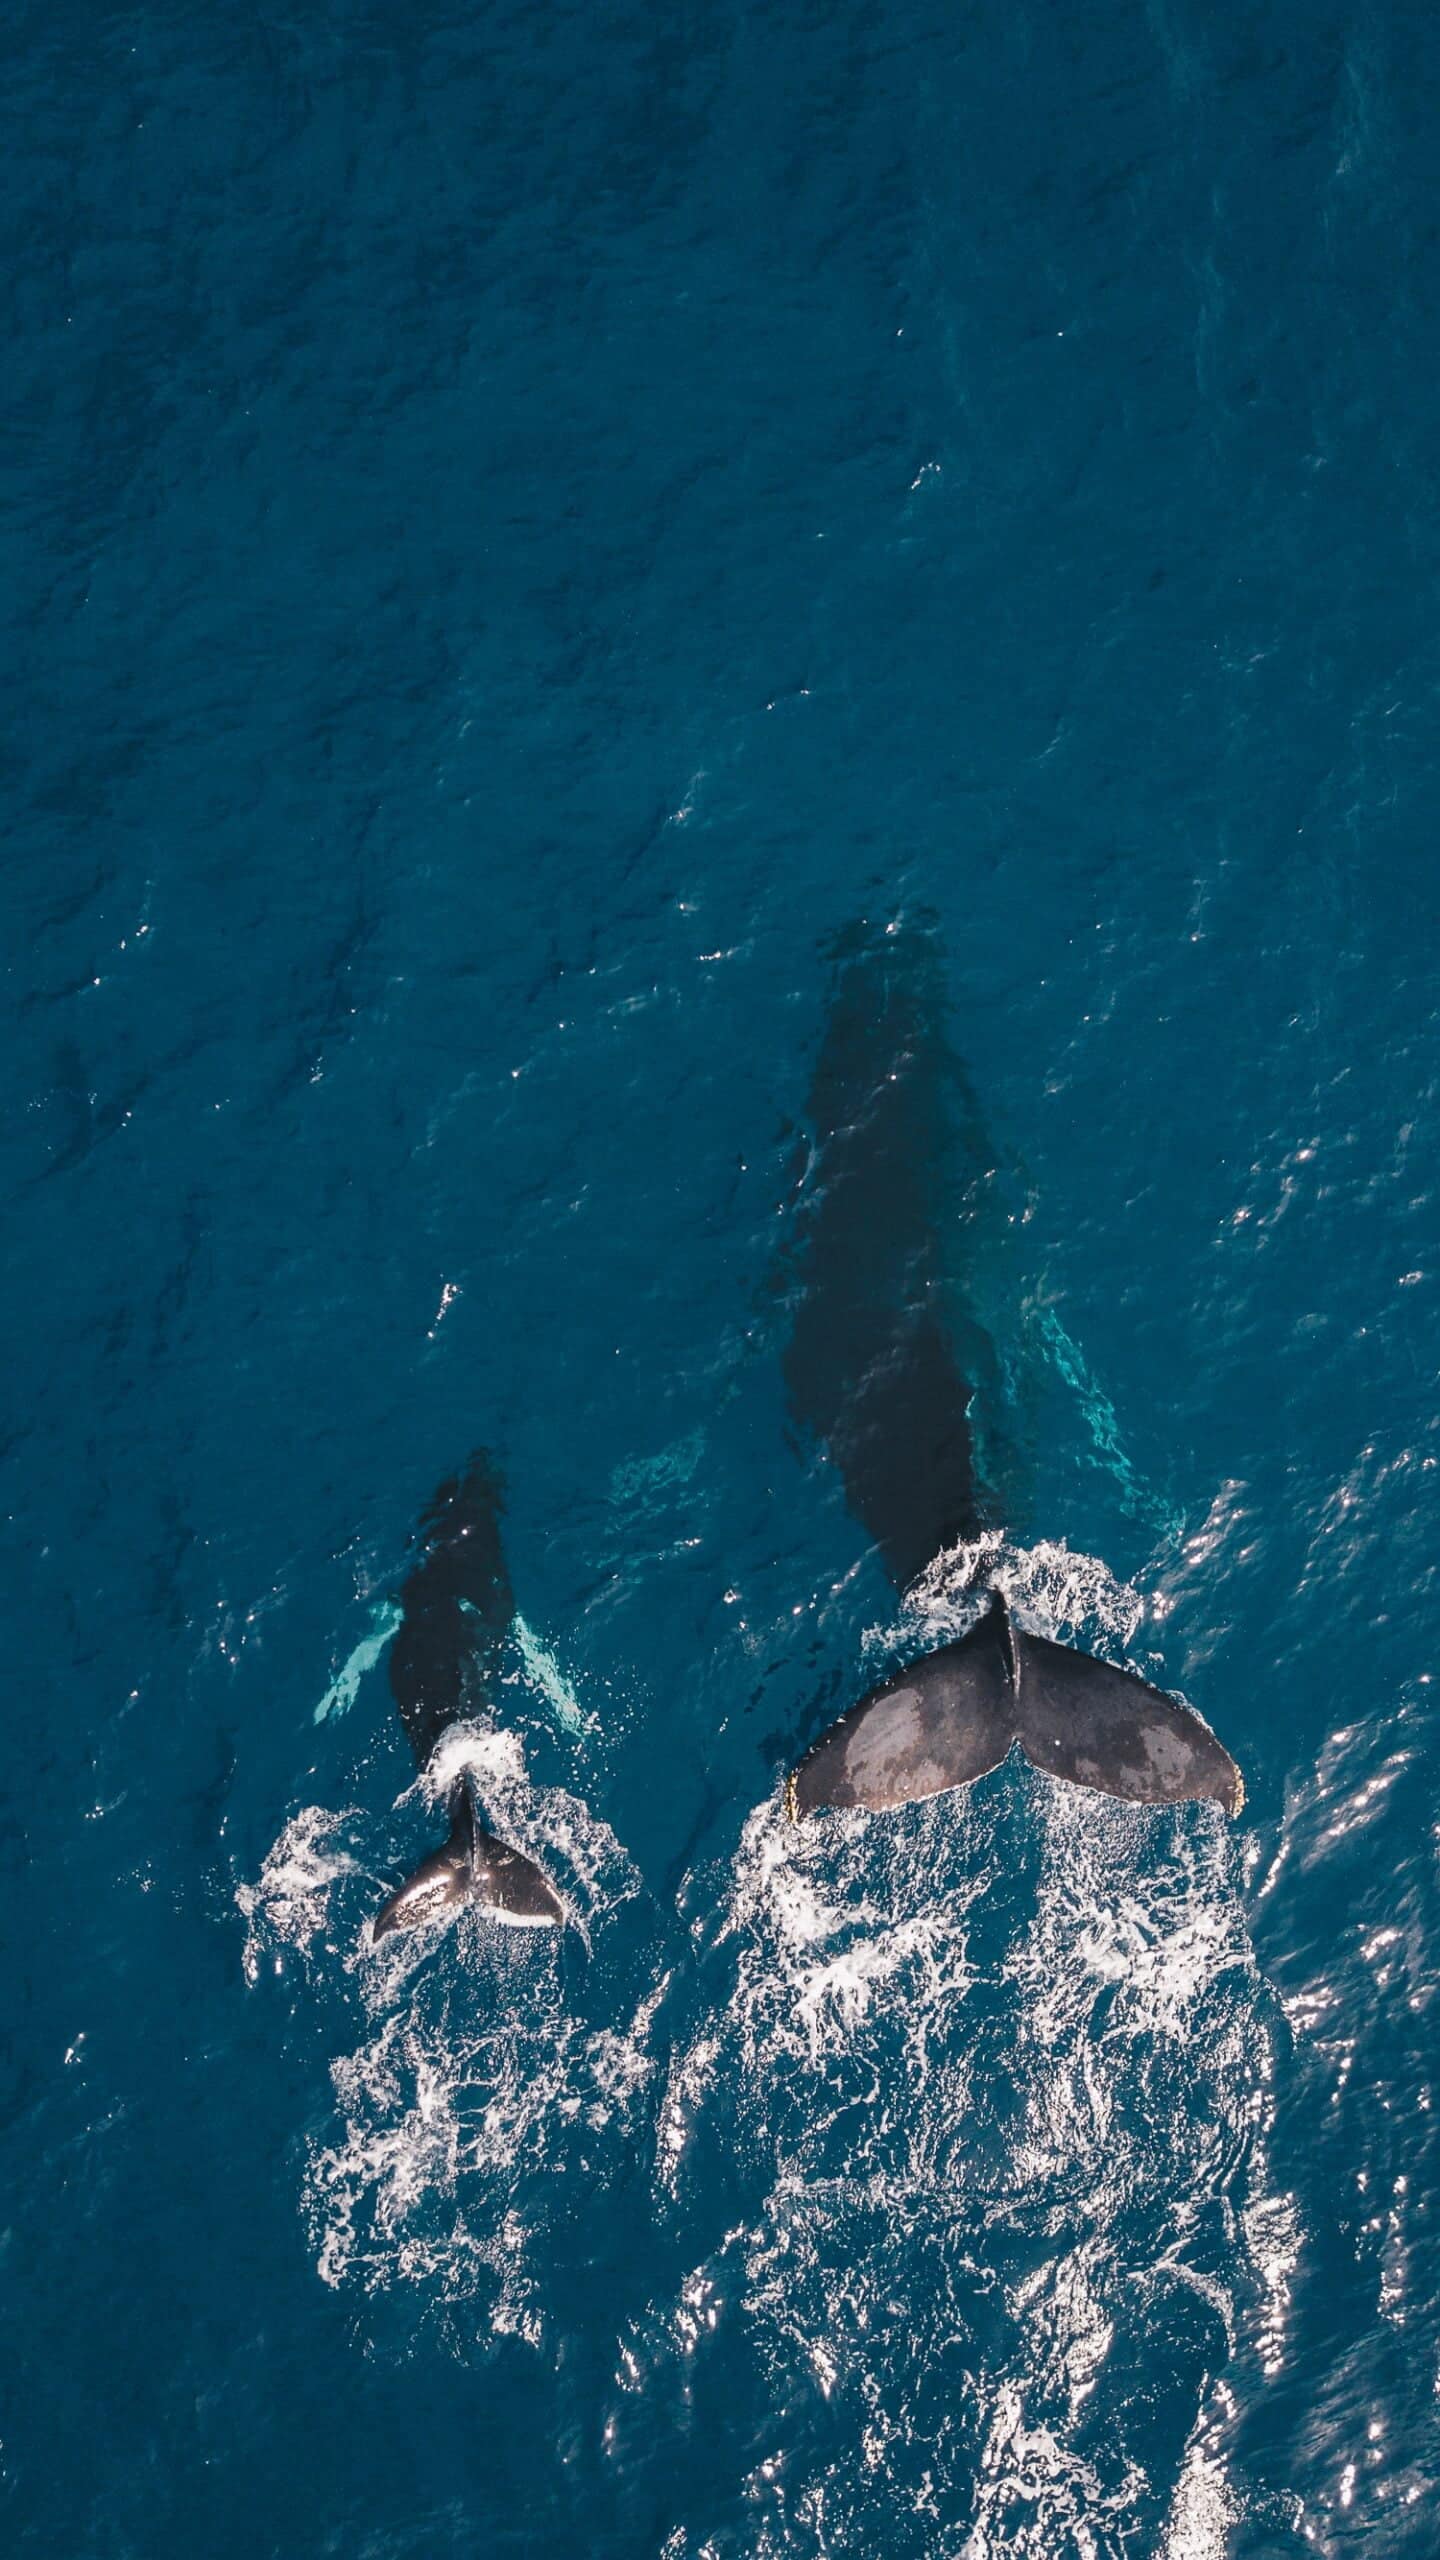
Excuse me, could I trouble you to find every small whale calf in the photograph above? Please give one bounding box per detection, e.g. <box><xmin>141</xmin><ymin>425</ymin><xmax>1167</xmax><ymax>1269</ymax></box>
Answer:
<box><xmin>372</xmin><ymin>1458</ymin><xmax>564</xmax><ymax>1941</ymax></box>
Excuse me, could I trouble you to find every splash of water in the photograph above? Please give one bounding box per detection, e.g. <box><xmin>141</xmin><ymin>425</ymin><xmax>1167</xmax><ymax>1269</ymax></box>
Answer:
<box><xmin>636</xmin><ymin>1539</ymin><xmax>1291</xmax><ymax>2558</ymax></box>
<box><xmin>241</xmin><ymin>1725</ymin><xmax>652</xmax><ymax>2326</ymax></box>
<box><xmin>305</xmin><ymin>1957</ymin><xmax>668</xmax><ymax>2324</ymax></box>
<box><xmin>236</xmin><ymin>1805</ymin><xmax>365</xmax><ymax>1985</ymax></box>
<box><xmin>902</xmin><ymin>1527</ymin><xmax>1151</xmax><ymax>1662</ymax></box>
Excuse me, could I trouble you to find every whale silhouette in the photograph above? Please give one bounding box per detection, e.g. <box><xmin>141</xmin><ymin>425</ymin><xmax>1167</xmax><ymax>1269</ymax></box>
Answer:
<box><xmin>780</xmin><ymin>921</ymin><xmax>1242</xmax><ymax>1822</ymax></box>
<box><xmin>372</xmin><ymin>1456</ymin><xmax>565</xmax><ymax>1939</ymax></box>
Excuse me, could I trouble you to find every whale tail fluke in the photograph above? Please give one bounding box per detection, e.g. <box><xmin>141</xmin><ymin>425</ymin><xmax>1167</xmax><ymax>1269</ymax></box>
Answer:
<box><xmin>372</xmin><ymin>1785</ymin><xmax>566</xmax><ymax>1942</ymax></box>
<box><xmin>1009</xmin><ymin>1620</ymin><xmax>1244</xmax><ymax>1816</ymax></box>
<box><xmin>788</xmin><ymin>1591</ymin><xmax>1242</xmax><ymax>1822</ymax></box>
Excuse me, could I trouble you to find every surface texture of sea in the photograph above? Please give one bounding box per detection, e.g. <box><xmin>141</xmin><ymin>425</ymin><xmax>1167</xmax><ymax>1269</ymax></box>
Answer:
<box><xmin>6</xmin><ymin>4</ymin><xmax>1439</xmax><ymax>2553</ymax></box>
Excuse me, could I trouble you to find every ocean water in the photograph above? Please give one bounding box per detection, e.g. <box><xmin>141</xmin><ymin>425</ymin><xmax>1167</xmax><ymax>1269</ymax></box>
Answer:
<box><xmin>5</xmin><ymin>3</ymin><xmax>1439</xmax><ymax>2553</ymax></box>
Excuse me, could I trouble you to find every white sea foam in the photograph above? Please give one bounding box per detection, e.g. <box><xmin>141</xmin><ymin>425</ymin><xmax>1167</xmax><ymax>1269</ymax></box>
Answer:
<box><xmin>902</xmin><ymin>1527</ymin><xmax>1149</xmax><ymax>1663</ymax></box>
<box><xmin>1160</xmin><ymin>2413</ymin><xmax>1243</xmax><ymax>2560</ymax></box>
<box><xmin>247</xmin><ymin>1536</ymin><xmax>1292</xmax><ymax>2545</ymax></box>
<box><xmin>306</xmin><ymin>1952</ymin><xmax>663</xmax><ymax>2321</ymax></box>
<box><xmin>242</xmin><ymin>1723</ymin><xmax>652</xmax><ymax>2326</ymax></box>
<box><xmin>236</xmin><ymin>1805</ymin><xmax>364</xmax><ymax>1984</ymax></box>
<box><xmin>638</xmin><ymin>1537</ymin><xmax>1291</xmax><ymax>2558</ymax></box>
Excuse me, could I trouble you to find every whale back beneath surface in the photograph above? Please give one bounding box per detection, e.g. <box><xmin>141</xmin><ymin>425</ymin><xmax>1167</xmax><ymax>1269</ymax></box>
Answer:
<box><xmin>790</xmin><ymin>1593</ymin><xmax>1243</xmax><ymax>1821</ymax></box>
<box><xmin>781</xmin><ymin>920</ymin><xmax>1002</xmax><ymax>1590</ymax></box>
<box><xmin>803</xmin><ymin>1307</ymin><xmax>988</xmax><ymax>1598</ymax></box>
<box><xmin>389</xmin><ymin>1454</ymin><xmax>516</xmax><ymax>1767</ymax></box>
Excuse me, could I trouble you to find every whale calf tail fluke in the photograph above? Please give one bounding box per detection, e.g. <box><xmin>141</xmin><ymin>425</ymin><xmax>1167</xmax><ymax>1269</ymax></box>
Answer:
<box><xmin>788</xmin><ymin>1591</ymin><xmax>1242</xmax><ymax>1822</ymax></box>
<box><xmin>371</xmin><ymin>1455</ymin><xmax>567</xmax><ymax>1943</ymax></box>
<box><xmin>372</xmin><ymin>1782</ymin><xmax>565</xmax><ymax>1941</ymax></box>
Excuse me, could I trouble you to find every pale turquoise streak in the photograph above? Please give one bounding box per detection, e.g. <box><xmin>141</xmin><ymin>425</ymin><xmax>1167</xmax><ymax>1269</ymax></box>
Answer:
<box><xmin>311</xmin><ymin>1600</ymin><xmax>587</xmax><ymax>1738</ymax></box>
<box><xmin>313</xmin><ymin>1601</ymin><xmax>403</xmax><ymax>1723</ymax></box>
<box><xmin>608</xmin><ymin>1425</ymin><xmax>706</xmax><ymax>1509</ymax></box>
<box><xmin>1035</xmin><ymin>1308</ymin><xmax>1182</xmax><ymax>1538</ymax></box>
<box><xmin>513</xmin><ymin>1614</ymin><xmax>590</xmax><ymax>1736</ymax></box>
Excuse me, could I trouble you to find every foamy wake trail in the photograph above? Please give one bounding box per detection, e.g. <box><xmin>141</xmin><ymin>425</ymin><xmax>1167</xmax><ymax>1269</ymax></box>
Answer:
<box><xmin>306</xmin><ymin>1946</ymin><xmax>665</xmax><ymax>2331</ymax></box>
<box><xmin>237</xmin><ymin>1805</ymin><xmax>364</xmax><ymax>1986</ymax></box>
<box><xmin>642</xmin><ymin>1539</ymin><xmax>1293</xmax><ymax>2559</ymax></box>
<box><xmin>903</xmin><ymin>1529</ymin><xmax>1149</xmax><ymax>1662</ymax></box>
<box><xmin>240</xmin><ymin>1727</ymin><xmax>659</xmax><ymax>2331</ymax></box>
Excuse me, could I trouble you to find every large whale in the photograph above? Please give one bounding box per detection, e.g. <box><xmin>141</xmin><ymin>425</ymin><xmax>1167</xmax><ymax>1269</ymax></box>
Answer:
<box><xmin>780</xmin><ymin>921</ymin><xmax>1242</xmax><ymax>1823</ymax></box>
<box><xmin>372</xmin><ymin>1455</ymin><xmax>566</xmax><ymax>1939</ymax></box>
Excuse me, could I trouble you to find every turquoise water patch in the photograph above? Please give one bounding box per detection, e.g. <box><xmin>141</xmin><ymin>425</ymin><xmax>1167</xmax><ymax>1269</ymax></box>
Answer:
<box><xmin>609</xmin><ymin>1428</ymin><xmax>707</xmax><ymax>1511</ymax></box>
<box><xmin>1032</xmin><ymin>1307</ymin><xmax>1183</xmax><ymax>1541</ymax></box>
<box><xmin>312</xmin><ymin>1602</ymin><xmax>588</xmax><ymax>1741</ymax></box>
<box><xmin>313</xmin><ymin>1603</ymin><xmax>404</xmax><ymax>1724</ymax></box>
<box><xmin>511</xmin><ymin>1615</ymin><xmax>590</xmax><ymax>1739</ymax></box>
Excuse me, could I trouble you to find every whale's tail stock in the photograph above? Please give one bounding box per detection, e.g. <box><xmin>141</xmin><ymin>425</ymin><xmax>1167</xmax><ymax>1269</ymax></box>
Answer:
<box><xmin>787</xmin><ymin>1590</ymin><xmax>1242</xmax><ymax>1822</ymax></box>
<box><xmin>372</xmin><ymin>1781</ymin><xmax>566</xmax><ymax>1941</ymax></box>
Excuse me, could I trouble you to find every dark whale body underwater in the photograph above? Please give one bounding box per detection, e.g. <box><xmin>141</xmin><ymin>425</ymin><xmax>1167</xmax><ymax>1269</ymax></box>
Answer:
<box><xmin>781</xmin><ymin>922</ymin><xmax>1242</xmax><ymax>1823</ymax></box>
<box><xmin>372</xmin><ymin>1457</ymin><xmax>565</xmax><ymax>1939</ymax></box>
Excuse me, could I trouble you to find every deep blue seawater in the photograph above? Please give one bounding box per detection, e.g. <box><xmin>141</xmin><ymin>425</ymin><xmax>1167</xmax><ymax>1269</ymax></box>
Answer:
<box><xmin>6</xmin><ymin>3</ymin><xmax>1440</xmax><ymax>2551</ymax></box>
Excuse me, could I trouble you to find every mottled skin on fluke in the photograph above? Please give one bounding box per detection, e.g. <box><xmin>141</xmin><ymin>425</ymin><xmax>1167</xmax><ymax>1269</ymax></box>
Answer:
<box><xmin>781</xmin><ymin>922</ymin><xmax>1242</xmax><ymax>1824</ymax></box>
<box><xmin>372</xmin><ymin>1457</ymin><xmax>565</xmax><ymax>1940</ymax></box>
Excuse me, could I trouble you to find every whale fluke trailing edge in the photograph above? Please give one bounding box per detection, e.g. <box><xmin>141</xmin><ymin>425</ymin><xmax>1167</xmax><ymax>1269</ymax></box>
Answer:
<box><xmin>373</xmin><ymin>1784</ymin><xmax>565</xmax><ymax>1939</ymax></box>
<box><xmin>371</xmin><ymin>1455</ymin><xmax>565</xmax><ymax>1942</ymax></box>
<box><xmin>780</xmin><ymin>919</ymin><xmax>1243</xmax><ymax>1826</ymax></box>
<box><xmin>788</xmin><ymin>1590</ymin><xmax>1243</xmax><ymax>1821</ymax></box>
